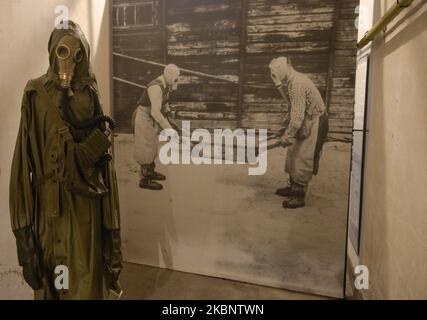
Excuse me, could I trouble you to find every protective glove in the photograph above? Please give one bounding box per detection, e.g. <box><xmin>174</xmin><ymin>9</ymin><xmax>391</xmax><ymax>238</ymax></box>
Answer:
<box><xmin>280</xmin><ymin>125</ymin><xmax>301</xmax><ymax>148</ymax></box>
<box><xmin>281</xmin><ymin>134</ymin><xmax>296</xmax><ymax>148</ymax></box>
<box><xmin>274</xmin><ymin>127</ymin><xmax>286</xmax><ymax>138</ymax></box>
<box><xmin>167</xmin><ymin>116</ymin><xmax>181</xmax><ymax>133</ymax></box>
<box><xmin>103</xmin><ymin>228</ymin><xmax>123</xmax><ymax>298</ymax></box>
<box><xmin>162</xmin><ymin>103</ymin><xmax>172</xmax><ymax>115</ymax></box>
<box><xmin>13</xmin><ymin>226</ymin><xmax>43</xmax><ymax>290</ymax></box>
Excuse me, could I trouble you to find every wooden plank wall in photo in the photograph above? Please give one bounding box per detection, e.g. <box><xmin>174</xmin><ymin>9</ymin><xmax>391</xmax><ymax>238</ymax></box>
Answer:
<box><xmin>166</xmin><ymin>0</ymin><xmax>242</xmax><ymax>130</ymax></box>
<box><xmin>240</xmin><ymin>0</ymin><xmax>337</xmax><ymax>131</ymax></box>
<box><xmin>112</xmin><ymin>0</ymin><xmax>166</xmax><ymax>133</ymax></box>
<box><xmin>112</xmin><ymin>0</ymin><xmax>358</xmax><ymax>139</ymax></box>
<box><xmin>328</xmin><ymin>0</ymin><xmax>358</xmax><ymax>140</ymax></box>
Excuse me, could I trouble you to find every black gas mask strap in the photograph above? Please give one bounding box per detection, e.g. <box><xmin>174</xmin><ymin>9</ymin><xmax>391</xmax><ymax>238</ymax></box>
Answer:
<box><xmin>60</xmin><ymin>88</ymin><xmax>116</xmax><ymax>132</ymax></box>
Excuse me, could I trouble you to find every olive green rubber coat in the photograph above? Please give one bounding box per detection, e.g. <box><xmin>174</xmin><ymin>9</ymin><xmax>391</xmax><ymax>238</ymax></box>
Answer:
<box><xmin>9</xmin><ymin>23</ymin><xmax>121</xmax><ymax>300</ymax></box>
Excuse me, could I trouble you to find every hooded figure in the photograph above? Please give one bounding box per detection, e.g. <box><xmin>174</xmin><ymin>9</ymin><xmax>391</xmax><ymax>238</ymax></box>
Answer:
<box><xmin>269</xmin><ymin>57</ymin><xmax>329</xmax><ymax>209</ymax></box>
<box><xmin>133</xmin><ymin>64</ymin><xmax>180</xmax><ymax>191</ymax></box>
<box><xmin>9</xmin><ymin>21</ymin><xmax>122</xmax><ymax>300</ymax></box>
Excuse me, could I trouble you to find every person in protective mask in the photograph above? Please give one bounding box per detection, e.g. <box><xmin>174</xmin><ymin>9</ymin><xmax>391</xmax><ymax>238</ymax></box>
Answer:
<box><xmin>9</xmin><ymin>21</ymin><xmax>122</xmax><ymax>299</ymax></box>
<box><xmin>269</xmin><ymin>57</ymin><xmax>329</xmax><ymax>209</ymax></box>
<box><xmin>133</xmin><ymin>64</ymin><xmax>180</xmax><ymax>190</ymax></box>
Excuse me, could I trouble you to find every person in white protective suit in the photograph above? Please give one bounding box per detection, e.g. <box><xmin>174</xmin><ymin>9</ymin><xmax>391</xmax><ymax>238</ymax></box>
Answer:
<box><xmin>133</xmin><ymin>64</ymin><xmax>180</xmax><ymax>190</ymax></box>
<box><xmin>270</xmin><ymin>57</ymin><xmax>329</xmax><ymax>209</ymax></box>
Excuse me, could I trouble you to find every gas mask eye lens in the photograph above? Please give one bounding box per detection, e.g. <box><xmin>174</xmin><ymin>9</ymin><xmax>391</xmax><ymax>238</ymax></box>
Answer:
<box><xmin>74</xmin><ymin>49</ymin><xmax>83</xmax><ymax>63</ymax></box>
<box><xmin>56</xmin><ymin>45</ymin><xmax>70</xmax><ymax>60</ymax></box>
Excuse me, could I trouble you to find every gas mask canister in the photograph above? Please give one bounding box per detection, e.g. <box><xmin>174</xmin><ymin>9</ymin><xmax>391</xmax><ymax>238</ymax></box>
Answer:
<box><xmin>164</xmin><ymin>64</ymin><xmax>180</xmax><ymax>91</ymax></box>
<box><xmin>56</xmin><ymin>35</ymin><xmax>83</xmax><ymax>88</ymax></box>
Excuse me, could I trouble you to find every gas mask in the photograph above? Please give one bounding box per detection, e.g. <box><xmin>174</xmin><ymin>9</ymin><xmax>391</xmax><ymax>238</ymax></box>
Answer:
<box><xmin>270</xmin><ymin>71</ymin><xmax>282</xmax><ymax>87</ymax></box>
<box><xmin>269</xmin><ymin>57</ymin><xmax>290</xmax><ymax>87</ymax></box>
<box><xmin>56</xmin><ymin>35</ymin><xmax>83</xmax><ymax>88</ymax></box>
<box><xmin>164</xmin><ymin>64</ymin><xmax>180</xmax><ymax>91</ymax></box>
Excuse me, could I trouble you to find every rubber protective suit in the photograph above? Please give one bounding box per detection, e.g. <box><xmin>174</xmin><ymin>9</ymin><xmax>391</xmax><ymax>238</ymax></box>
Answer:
<box><xmin>9</xmin><ymin>21</ymin><xmax>122</xmax><ymax>300</ymax></box>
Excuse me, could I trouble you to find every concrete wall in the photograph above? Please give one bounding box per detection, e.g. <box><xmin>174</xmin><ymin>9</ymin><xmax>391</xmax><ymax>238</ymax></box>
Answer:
<box><xmin>359</xmin><ymin>0</ymin><xmax>427</xmax><ymax>299</ymax></box>
<box><xmin>0</xmin><ymin>0</ymin><xmax>111</xmax><ymax>299</ymax></box>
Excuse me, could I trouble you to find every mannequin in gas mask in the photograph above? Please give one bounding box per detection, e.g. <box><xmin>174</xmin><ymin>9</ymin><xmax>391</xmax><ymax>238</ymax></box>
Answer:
<box><xmin>133</xmin><ymin>64</ymin><xmax>180</xmax><ymax>190</ymax></box>
<box><xmin>9</xmin><ymin>21</ymin><xmax>122</xmax><ymax>299</ymax></box>
<box><xmin>269</xmin><ymin>57</ymin><xmax>329</xmax><ymax>209</ymax></box>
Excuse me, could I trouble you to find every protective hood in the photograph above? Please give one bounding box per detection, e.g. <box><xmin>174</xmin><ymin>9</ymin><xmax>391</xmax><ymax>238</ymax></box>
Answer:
<box><xmin>47</xmin><ymin>20</ymin><xmax>96</xmax><ymax>87</ymax></box>
<box><xmin>269</xmin><ymin>57</ymin><xmax>291</xmax><ymax>86</ymax></box>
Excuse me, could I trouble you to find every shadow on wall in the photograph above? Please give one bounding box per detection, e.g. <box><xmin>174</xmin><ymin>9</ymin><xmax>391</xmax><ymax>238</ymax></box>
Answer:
<box><xmin>118</xmin><ymin>160</ymin><xmax>178</xmax><ymax>299</ymax></box>
<box><xmin>384</xmin><ymin>2</ymin><xmax>427</xmax><ymax>56</ymax></box>
<box><xmin>383</xmin><ymin>0</ymin><xmax>427</xmax><ymax>50</ymax></box>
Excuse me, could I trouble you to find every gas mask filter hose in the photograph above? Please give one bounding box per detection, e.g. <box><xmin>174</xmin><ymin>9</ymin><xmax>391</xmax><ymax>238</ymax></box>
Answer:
<box><xmin>60</xmin><ymin>89</ymin><xmax>116</xmax><ymax>132</ymax></box>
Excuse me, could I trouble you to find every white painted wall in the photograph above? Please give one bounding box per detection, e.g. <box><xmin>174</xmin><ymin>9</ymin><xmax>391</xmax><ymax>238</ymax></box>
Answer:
<box><xmin>0</xmin><ymin>0</ymin><xmax>111</xmax><ymax>299</ymax></box>
<box><xmin>347</xmin><ymin>0</ymin><xmax>375</xmax><ymax>276</ymax></box>
<box><xmin>357</xmin><ymin>0</ymin><xmax>427</xmax><ymax>299</ymax></box>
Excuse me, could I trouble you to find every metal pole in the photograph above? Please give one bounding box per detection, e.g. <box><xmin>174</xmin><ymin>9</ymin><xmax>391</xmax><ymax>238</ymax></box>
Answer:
<box><xmin>357</xmin><ymin>0</ymin><xmax>416</xmax><ymax>49</ymax></box>
<box><xmin>113</xmin><ymin>52</ymin><xmax>239</xmax><ymax>84</ymax></box>
<box><xmin>114</xmin><ymin>75</ymin><xmax>266</xmax><ymax>90</ymax></box>
<box><xmin>113</xmin><ymin>77</ymin><xmax>147</xmax><ymax>89</ymax></box>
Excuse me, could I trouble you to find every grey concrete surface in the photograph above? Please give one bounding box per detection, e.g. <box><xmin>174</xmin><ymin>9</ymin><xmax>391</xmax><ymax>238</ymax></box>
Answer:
<box><xmin>120</xmin><ymin>262</ymin><xmax>328</xmax><ymax>300</ymax></box>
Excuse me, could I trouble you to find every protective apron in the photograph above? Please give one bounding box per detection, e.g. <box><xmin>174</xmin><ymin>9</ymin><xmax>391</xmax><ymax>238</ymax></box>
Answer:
<box><xmin>133</xmin><ymin>77</ymin><xmax>170</xmax><ymax>165</ymax></box>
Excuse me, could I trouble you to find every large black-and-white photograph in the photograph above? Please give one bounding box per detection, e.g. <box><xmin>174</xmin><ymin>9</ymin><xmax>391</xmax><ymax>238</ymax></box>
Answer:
<box><xmin>112</xmin><ymin>0</ymin><xmax>358</xmax><ymax>298</ymax></box>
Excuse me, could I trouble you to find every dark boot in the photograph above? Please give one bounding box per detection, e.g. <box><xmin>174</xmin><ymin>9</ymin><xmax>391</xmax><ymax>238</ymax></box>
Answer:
<box><xmin>151</xmin><ymin>172</ymin><xmax>166</xmax><ymax>181</ymax></box>
<box><xmin>276</xmin><ymin>181</ymin><xmax>306</xmax><ymax>197</ymax></box>
<box><xmin>139</xmin><ymin>178</ymin><xmax>163</xmax><ymax>190</ymax></box>
<box><xmin>139</xmin><ymin>164</ymin><xmax>163</xmax><ymax>190</ymax></box>
<box><xmin>149</xmin><ymin>163</ymin><xmax>166</xmax><ymax>181</ymax></box>
<box><xmin>282</xmin><ymin>196</ymin><xmax>306</xmax><ymax>209</ymax></box>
